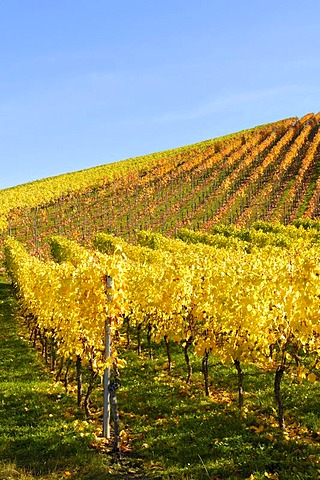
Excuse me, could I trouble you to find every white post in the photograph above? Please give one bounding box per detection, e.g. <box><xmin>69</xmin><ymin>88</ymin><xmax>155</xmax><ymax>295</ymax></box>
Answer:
<box><xmin>103</xmin><ymin>275</ymin><xmax>113</xmax><ymax>439</ymax></box>
<box><xmin>103</xmin><ymin>322</ymin><xmax>111</xmax><ymax>438</ymax></box>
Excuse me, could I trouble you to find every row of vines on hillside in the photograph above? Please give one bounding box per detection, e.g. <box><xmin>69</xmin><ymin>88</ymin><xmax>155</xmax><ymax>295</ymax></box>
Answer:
<box><xmin>5</xmin><ymin>226</ymin><xmax>320</xmax><ymax>434</ymax></box>
<box><xmin>5</xmin><ymin>115</ymin><xmax>319</xmax><ymax>254</ymax></box>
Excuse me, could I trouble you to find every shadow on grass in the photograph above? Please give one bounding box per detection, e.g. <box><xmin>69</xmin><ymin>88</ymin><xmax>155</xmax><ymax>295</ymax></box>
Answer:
<box><xmin>118</xmin><ymin>347</ymin><xmax>320</xmax><ymax>479</ymax></box>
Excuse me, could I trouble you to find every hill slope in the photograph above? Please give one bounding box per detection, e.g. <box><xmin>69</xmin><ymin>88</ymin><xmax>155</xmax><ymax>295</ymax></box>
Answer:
<box><xmin>1</xmin><ymin>112</ymin><xmax>320</xmax><ymax>250</ymax></box>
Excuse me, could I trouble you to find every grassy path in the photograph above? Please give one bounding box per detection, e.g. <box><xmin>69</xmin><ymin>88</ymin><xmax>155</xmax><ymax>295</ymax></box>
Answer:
<box><xmin>0</xmin><ymin>277</ymin><xmax>146</xmax><ymax>480</ymax></box>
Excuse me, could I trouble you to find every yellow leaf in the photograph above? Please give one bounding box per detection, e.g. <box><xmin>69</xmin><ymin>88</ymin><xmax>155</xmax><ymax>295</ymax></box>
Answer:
<box><xmin>249</xmin><ymin>424</ymin><xmax>264</xmax><ymax>433</ymax></box>
<box><xmin>307</xmin><ymin>372</ymin><xmax>317</xmax><ymax>382</ymax></box>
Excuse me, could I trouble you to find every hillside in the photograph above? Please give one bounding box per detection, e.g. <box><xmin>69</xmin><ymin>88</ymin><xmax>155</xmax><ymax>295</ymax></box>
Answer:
<box><xmin>1</xmin><ymin>112</ymin><xmax>320</xmax><ymax>250</ymax></box>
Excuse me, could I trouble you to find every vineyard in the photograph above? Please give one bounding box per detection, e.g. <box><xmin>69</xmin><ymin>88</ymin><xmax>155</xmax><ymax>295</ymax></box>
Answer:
<box><xmin>0</xmin><ymin>112</ymin><xmax>320</xmax><ymax>253</ymax></box>
<box><xmin>0</xmin><ymin>113</ymin><xmax>320</xmax><ymax>479</ymax></box>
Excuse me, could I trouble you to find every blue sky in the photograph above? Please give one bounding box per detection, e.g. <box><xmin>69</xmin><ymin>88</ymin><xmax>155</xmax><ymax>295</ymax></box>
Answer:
<box><xmin>1</xmin><ymin>0</ymin><xmax>320</xmax><ymax>190</ymax></box>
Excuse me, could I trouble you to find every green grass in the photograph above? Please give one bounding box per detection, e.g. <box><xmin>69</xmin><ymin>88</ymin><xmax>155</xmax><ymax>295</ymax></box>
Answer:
<box><xmin>0</xmin><ymin>276</ymin><xmax>319</xmax><ymax>479</ymax></box>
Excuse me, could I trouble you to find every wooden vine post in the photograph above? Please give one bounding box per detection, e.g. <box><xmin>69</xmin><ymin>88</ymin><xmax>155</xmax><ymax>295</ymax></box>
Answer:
<box><xmin>103</xmin><ymin>275</ymin><xmax>113</xmax><ymax>439</ymax></box>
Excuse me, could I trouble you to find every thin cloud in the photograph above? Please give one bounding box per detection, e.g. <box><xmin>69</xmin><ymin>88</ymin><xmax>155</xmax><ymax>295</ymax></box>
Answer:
<box><xmin>151</xmin><ymin>86</ymin><xmax>300</xmax><ymax>124</ymax></box>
